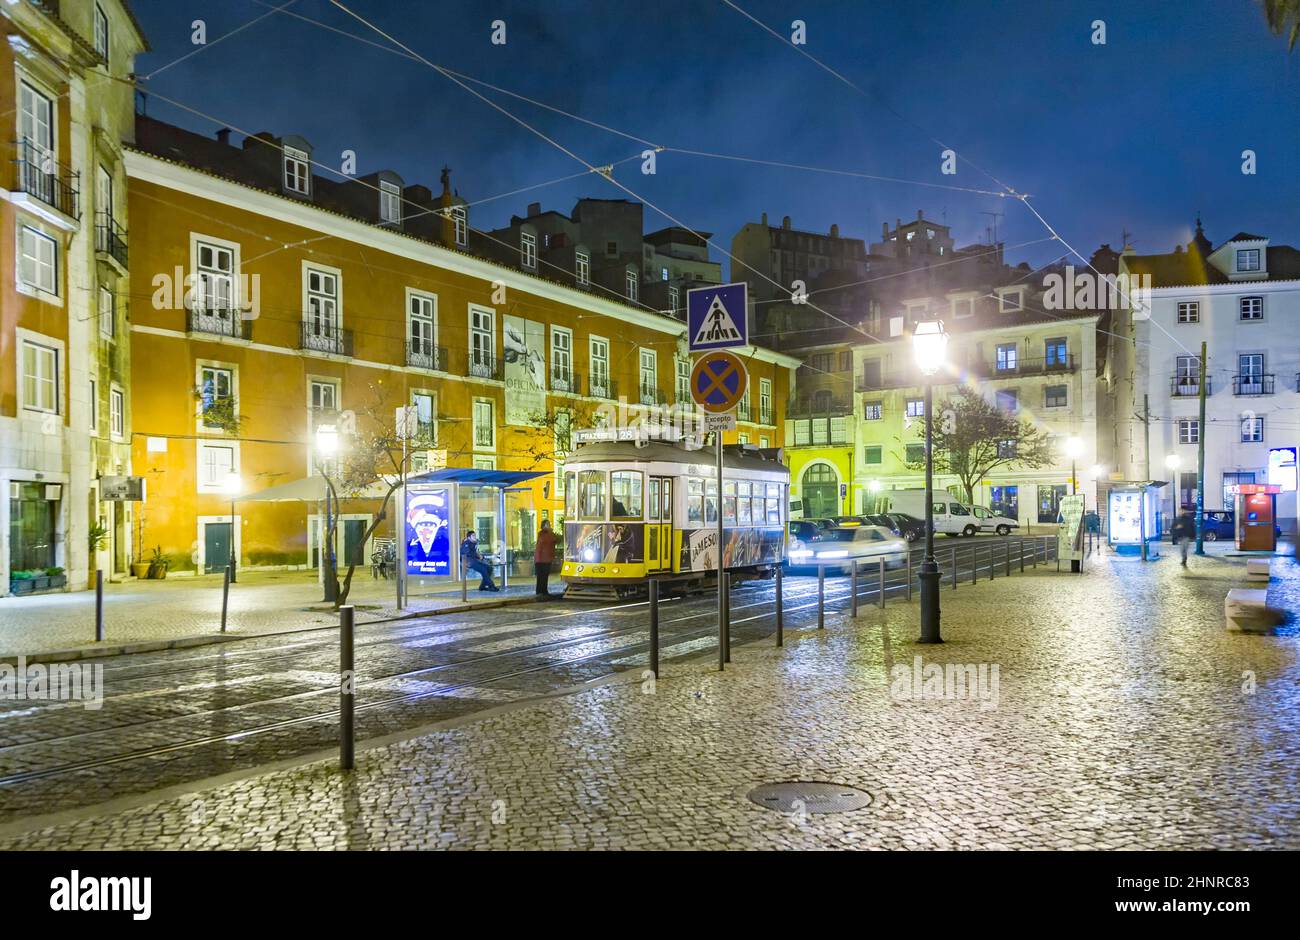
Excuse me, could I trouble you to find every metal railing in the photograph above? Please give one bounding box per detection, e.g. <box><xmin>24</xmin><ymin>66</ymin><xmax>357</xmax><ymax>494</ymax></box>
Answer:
<box><xmin>639</xmin><ymin>385</ymin><xmax>667</xmax><ymax>405</ymax></box>
<box><xmin>551</xmin><ymin>366</ymin><xmax>580</xmax><ymax>394</ymax></box>
<box><xmin>95</xmin><ymin>212</ymin><xmax>128</xmax><ymax>268</ymax></box>
<box><xmin>406</xmin><ymin>342</ymin><xmax>447</xmax><ymax>372</ymax></box>
<box><xmin>188</xmin><ymin>306</ymin><xmax>248</xmax><ymax>340</ymax></box>
<box><xmin>982</xmin><ymin>354</ymin><xmax>1076</xmax><ymax>377</ymax></box>
<box><xmin>1170</xmin><ymin>376</ymin><xmax>1211</xmax><ymax>397</ymax></box>
<box><xmin>300</xmin><ymin>321</ymin><xmax>353</xmax><ymax>356</ymax></box>
<box><xmin>13</xmin><ymin>139</ymin><xmax>79</xmax><ymax>219</ymax></box>
<box><xmin>786</xmin><ymin>397</ymin><xmax>853</xmax><ymax>418</ymax></box>
<box><xmin>1232</xmin><ymin>374</ymin><xmax>1274</xmax><ymax>396</ymax></box>
<box><xmin>466</xmin><ymin>354</ymin><xmax>501</xmax><ymax>380</ymax></box>
<box><xmin>588</xmin><ymin>376</ymin><xmax>618</xmax><ymax>400</ymax></box>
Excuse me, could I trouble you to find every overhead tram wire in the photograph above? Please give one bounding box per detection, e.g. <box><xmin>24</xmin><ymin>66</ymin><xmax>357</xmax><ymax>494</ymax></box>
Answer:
<box><xmin>140</xmin><ymin>0</ymin><xmax>302</xmax><ymax>81</ymax></box>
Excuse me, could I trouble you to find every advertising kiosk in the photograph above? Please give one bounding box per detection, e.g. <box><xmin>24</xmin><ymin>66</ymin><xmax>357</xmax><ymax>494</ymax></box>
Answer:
<box><xmin>1230</xmin><ymin>483</ymin><xmax>1281</xmax><ymax>552</ymax></box>
<box><xmin>1107</xmin><ymin>481</ymin><xmax>1166</xmax><ymax>560</ymax></box>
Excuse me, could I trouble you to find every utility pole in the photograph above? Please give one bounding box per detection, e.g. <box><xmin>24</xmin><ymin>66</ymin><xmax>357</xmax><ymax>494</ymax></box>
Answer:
<box><xmin>1142</xmin><ymin>394</ymin><xmax>1151</xmax><ymax>481</ymax></box>
<box><xmin>1195</xmin><ymin>341</ymin><xmax>1207</xmax><ymax>555</ymax></box>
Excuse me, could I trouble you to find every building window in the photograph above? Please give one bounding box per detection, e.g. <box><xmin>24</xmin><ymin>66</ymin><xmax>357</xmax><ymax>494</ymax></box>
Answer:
<box><xmin>452</xmin><ymin>206</ymin><xmax>467</xmax><ymax>246</ymax></box>
<box><xmin>590</xmin><ymin>337</ymin><xmax>610</xmax><ymax>396</ymax></box>
<box><xmin>905</xmin><ymin>398</ymin><xmax>924</xmax><ymax>418</ymax></box>
<box><xmin>905</xmin><ymin>443</ymin><xmax>925</xmax><ymax>463</ymax></box>
<box><xmin>1044</xmin><ymin>384</ymin><xmax>1067</xmax><ymax>408</ymax></box>
<box><xmin>283</xmin><ymin>146</ymin><xmax>310</xmax><ymax>195</ymax></box>
<box><xmin>626</xmin><ymin>270</ymin><xmax>638</xmax><ymax>301</ymax></box>
<box><xmin>999</xmin><ymin>289</ymin><xmax>1023</xmax><ymax>311</ymax></box>
<box><xmin>18</xmin><ymin>226</ymin><xmax>58</xmax><ymax>296</ymax></box>
<box><xmin>1044</xmin><ymin>337</ymin><xmax>1068</xmax><ymax>365</ymax></box>
<box><xmin>195</xmin><ymin>239</ymin><xmax>235</xmax><ymax>313</ymax></box>
<box><xmin>521</xmin><ymin>232</ymin><xmax>537</xmax><ymax>269</ymax></box>
<box><xmin>738</xmin><ymin>388</ymin><xmax>751</xmax><ymax>420</ymax></box>
<box><xmin>759</xmin><ymin>436</ymin><xmax>770</xmax><ymax>449</ymax></box>
<box><xmin>551</xmin><ymin>326</ymin><xmax>573</xmax><ymax>390</ymax></box>
<box><xmin>310</xmin><ymin>379</ymin><xmax>338</xmax><ymax>413</ymax></box>
<box><xmin>98</xmin><ymin>286</ymin><xmax>115</xmax><ymax>339</ymax></box>
<box><xmin>669</xmin><ymin>285</ymin><xmax>680</xmax><ymax>313</ymax></box>
<box><xmin>1178</xmin><ymin>419</ymin><xmax>1200</xmax><ymax>444</ymax></box>
<box><xmin>94</xmin><ymin>4</ymin><xmax>110</xmax><ymax>62</ymax></box>
<box><xmin>22</xmin><ymin>340</ymin><xmax>58</xmax><ymax>413</ymax></box>
<box><xmin>1240</xmin><ymin>296</ymin><xmax>1263</xmax><ymax>320</ymax></box>
<box><xmin>952</xmin><ymin>297</ymin><xmax>974</xmax><ymax>318</ymax></box>
<box><xmin>198</xmin><ymin>442</ymin><xmax>235</xmax><ymax>490</ymax></box>
<box><xmin>473</xmin><ymin>398</ymin><xmax>495</xmax><ymax>450</ymax></box>
<box><xmin>738</xmin><ymin>433</ymin><xmax>749</xmax><ymax>445</ymax></box>
<box><xmin>996</xmin><ymin>389</ymin><xmax>1018</xmax><ymax>413</ymax></box>
<box><xmin>304</xmin><ymin>267</ymin><xmax>339</xmax><ymax>340</ymax></box>
<box><xmin>412</xmin><ymin>390</ymin><xmax>436</xmax><ymax>442</ymax></box>
<box><xmin>676</xmin><ymin>356</ymin><xmax>690</xmax><ymax>403</ymax></box>
<box><xmin>576</xmin><ymin>250</ymin><xmax>589</xmax><ymax>286</ymax></box>
<box><xmin>1236</xmin><ymin>249</ymin><xmax>1261</xmax><ymax>272</ymax></box>
<box><xmin>996</xmin><ymin>343</ymin><xmax>1018</xmax><ymax>372</ymax></box>
<box><xmin>638</xmin><ymin>348</ymin><xmax>657</xmax><ymax>402</ymax></box>
<box><xmin>997</xmin><ymin>439</ymin><xmax>1017</xmax><ymax>459</ymax></box>
<box><xmin>199</xmin><ymin>365</ymin><xmax>234</xmax><ymax>428</ymax></box>
<box><xmin>863</xmin><ymin>401</ymin><xmax>882</xmax><ymax>420</ymax></box>
<box><xmin>760</xmin><ymin>378</ymin><xmax>772</xmax><ymax>424</ymax></box>
<box><xmin>379</xmin><ymin>181</ymin><xmax>401</xmax><ymax>224</ymax></box>
<box><xmin>1176</xmin><ymin>301</ymin><xmax>1199</xmax><ymax>323</ymax></box>
<box><xmin>469</xmin><ymin>305</ymin><xmax>495</xmax><ymax>377</ymax></box>
<box><xmin>1242</xmin><ymin>416</ymin><xmax>1264</xmax><ymax>443</ymax></box>
<box><xmin>110</xmin><ymin>387</ymin><xmax>124</xmax><ymax>438</ymax></box>
<box><xmin>606</xmin><ymin>240</ymin><xmax>618</xmax><ymax>257</ymax></box>
<box><xmin>408</xmin><ymin>291</ymin><xmax>437</xmax><ymax>366</ymax></box>
<box><xmin>660</xmin><ymin>266</ymin><xmax>669</xmax><ymax>281</ymax></box>
<box><xmin>864</xmin><ymin>445</ymin><xmax>883</xmax><ymax>465</ymax></box>
<box><xmin>89</xmin><ymin>378</ymin><xmax>98</xmax><ymax>433</ymax></box>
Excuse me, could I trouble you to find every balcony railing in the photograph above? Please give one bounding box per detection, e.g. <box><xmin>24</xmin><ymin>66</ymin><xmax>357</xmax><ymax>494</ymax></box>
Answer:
<box><xmin>551</xmin><ymin>366</ymin><xmax>580</xmax><ymax>394</ymax></box>
<box><xmin>981</xmin><ymin>354</ymin><xmax>1077</xmax><ymax>377</ymax></box>
<box><xmin>466</xmin><ymin>353</ymin><xmax>502</xmax><ymax>381</ymax></box>
<box><xmin>13</xmin><ymin>139</ymin><xmax>79</xmax><ymax>219</ymax></box>
<box><xmin>1170</xmin><ymin>376</ymin><xmax>1211</xmax><ymax>397</ymax></box>
<box><xmin>407</xmin><ymin>342</ymin><xmax>448</xmax><ymax>372</ymax></box>
<box><xmin>737</xmin><ymin>404</ymin><xmax>751</xmax><ymax>421</ymax></box>
<box><xmin>95</xmin><ymin>212</ymin><xmax>128</xmax><ymax>268</ymax></box>
<box><xmin>787</xmin><ymin>397</ymin><xmax>853</xmax><ymax>418</ymax></box>
<box><xmin>188</xmin><ymin>306</ymin><xmax>249</xmax><ymax>340</ymax></box>
<box><xmin>856</xmin><ymin>373</ymin><xmax>919</xmax><ymax>392</ymax></box>
<box><xmin>1233</xmin><ymin>374</ymin><xmax>1274</xmax><ymax>396</ymax></box>
<box><xmin>639</xmin><ymin>384</ymin><xmax>667</xmax><ymax>406</ymax></box>
<box><xmin>588</xmin><ymin>376</ymin><xmax>618</xmax><ymax>400</ymax></box>
<box><xmin>300</xmin><ymin>321</ymin><xmax>353</xmax><ymax>356</ymax></box>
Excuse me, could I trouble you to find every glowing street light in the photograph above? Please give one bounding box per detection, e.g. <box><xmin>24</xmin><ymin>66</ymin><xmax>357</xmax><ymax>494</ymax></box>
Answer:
<box><xmin>316</xmin><ymin>424</ymin><xmax>341</xmax><ymax>602</ymax></box>
<box><xmin>1165</xmin><ymin>453</ymin><xmax>1182</xmax><ymax>472</ymax></box>
<box><xmin>912</xmin><ymin>319</ymin><xmax>948</xmax><ymax>644</ymax></box>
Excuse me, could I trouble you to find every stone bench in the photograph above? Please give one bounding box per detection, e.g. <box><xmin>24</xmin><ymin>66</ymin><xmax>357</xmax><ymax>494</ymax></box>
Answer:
<box><xmin>1224</xmin><ymin>588</ymin><xmax>1278</xmax><ymax>634</ymax></box>
<box><xmin>1246</xmin><ymin>558</ymin><xmax>1272</xmax><ymax>581</ymax></box>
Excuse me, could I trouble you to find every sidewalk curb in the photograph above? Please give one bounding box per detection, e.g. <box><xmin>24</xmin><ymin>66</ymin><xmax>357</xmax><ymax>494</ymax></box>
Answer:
<box><xmin>0</xmin><ymin>594</ymin><xmax>541</xmax><ymax>667</ymax></box>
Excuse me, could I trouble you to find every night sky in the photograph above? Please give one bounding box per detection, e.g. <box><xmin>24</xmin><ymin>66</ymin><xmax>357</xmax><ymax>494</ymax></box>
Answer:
<box><xmin>130</xmin><ymin>0</ymin><xmax>1299</xmax><ymax>274</ymax></box>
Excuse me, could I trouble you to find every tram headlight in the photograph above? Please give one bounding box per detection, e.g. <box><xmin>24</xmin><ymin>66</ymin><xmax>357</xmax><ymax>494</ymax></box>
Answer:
<box><xmin>582</xmin><ymin>548</ymin><xmax>597</xmax><ymax>562</ymax></box>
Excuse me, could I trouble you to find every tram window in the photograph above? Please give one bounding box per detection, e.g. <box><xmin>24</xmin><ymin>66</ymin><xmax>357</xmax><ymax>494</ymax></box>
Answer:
<box><xmin>611</xmin><ymin>471</ymin><xmax>643</xmax><ymax>519</ymax></box>
<box><xmin>578</xmin><ymin>470</ymin><xmax>606</xmax><ymax>520</ymax></box>
<box><xmin>766</xmin><ymin>496</ymin><xmax>781</xmax><ymax>525</ymax></box>
<box><xmin>723</xmin><ymin>481</ymin><xmax>737</xmax><ymax>525</ymax></box>
<box><xmin>738</xmin><ymin>492</ymin><xmax>752</xmax><ymax>524</ymax></box>
<box><xmin>648</xmin><ymin>479</ymin><xmax>660</xmax><ymax>522</ymax></box>
<box><xmin>687</xmin><ymin>479</ymin><xmax>704</xmax><ymax>523</ymax></box>
<box><xmin>705</xmin><ymin>479</ymin><xmax>718</xmax><ymax>524</ymax></box>
<box><xmin>563</xmin><ymin>473</ymin><xmax>576</xmax><ymax>518</ymax></box>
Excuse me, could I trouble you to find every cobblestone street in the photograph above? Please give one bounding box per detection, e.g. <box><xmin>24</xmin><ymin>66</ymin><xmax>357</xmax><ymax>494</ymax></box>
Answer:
<box><xmin>3</xmin><ymin>544</ymin><xmax>1296</xmax><ymax>850</ymax></box>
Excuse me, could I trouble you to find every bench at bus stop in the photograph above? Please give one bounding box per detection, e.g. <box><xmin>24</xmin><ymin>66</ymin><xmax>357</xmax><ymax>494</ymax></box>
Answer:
<box><xmin>1225</xmin><ymin>559</ymin><xmax>1284</xmax><ymax>633</ymax></box>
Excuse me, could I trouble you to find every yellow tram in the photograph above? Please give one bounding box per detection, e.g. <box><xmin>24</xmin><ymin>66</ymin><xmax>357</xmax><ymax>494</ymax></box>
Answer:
<box><xmin>559</xmin><ymin>438</ymin><xmax>790</xmax><ymax>598</ymax></box>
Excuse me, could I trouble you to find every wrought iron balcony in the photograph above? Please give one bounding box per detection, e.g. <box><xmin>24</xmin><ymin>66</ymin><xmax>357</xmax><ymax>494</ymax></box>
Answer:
<box><xmin>188</xmin><ymin>306</ymin><xmax>249</xmax><ymax>340</ymax></box>
<box><xmin>300</xmin><ymin>321</ymin><xmax>352</xmax><ymax>356</ymax></box>
<box><xmin>856</xmin><ymin>373</ymin><xmax>920</xmax><ymax>392</ymax></box>
<box><xmin>95</xmin><ymin>213</ymin><xmax>128</xmax><ymax>268</ymax></box>
<box><xmin>588</xmin><ymin>376</ymin><xmax>618</xmax><ymax>400</ymax></box>
<box><xmin>1233</xmin><ymin>374</ymin><xmax>1274</xmax><ymax>396</ymax></box>
<box><xmin>787</xmin><ymin>397</ymin><xmax>853</xmax><ymax>418</ymax></box>
<box><xmin>466</xmin><ymin>353</ymin><xmax>502</xmax><ymax>381</ymax></box>
<box><xmin>13</xmin><ymin>139</ymin><xmax>79</xmax><ymax>220</ymax></box>
<box><xmin>407</xmin><ymin>342</ymin><xmax>447</xmax><ymax>372</ymax></box>
<box><xmin>639</xmin><ymin>384</ymin><xmax>667</xmax><ymax>406</ymax></box>
<box><xmin>551</xmin><ymin>366</ymin><xmax>581</xmax><ymax>394</ymax></box>
<box><xmin>1170</xmin><ymin>376</ymin><xmax>1211</xmax><ymax>397</ymax></box>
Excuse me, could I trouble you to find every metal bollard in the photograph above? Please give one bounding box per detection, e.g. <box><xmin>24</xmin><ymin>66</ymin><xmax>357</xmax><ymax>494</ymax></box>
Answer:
<box><xmin>990</xmin><ymin>543</ymin><xmax>995</xmax><ymax>579</ymax></box>
<box><xmin>1019</xmin><ymin>538</ymin><xmax>1025</xmax><ymax>572</ymax></box>
<box><xmin>461</xmin><ymin>557</ymin><xmax>468</xmax><ymax>602</ymax></box>
<box><xmin>951</xmin><ymin>545</ymin><xmax>957</xmax><ymax>589</ymax></box>
<box><xmin>1005</xmin><ymin>541</ymin><xmax>1012</xmax><ymax>577</ymax></box>
<box><xmin>972</xmin><ymin>544</ymin><xmax>978</xmax><ymax>584</ymax></box>
<box><xmin>221</xmin><ymin>565</ymin><xmax>231</xmax><ymax>633</ymax></box>
<box><xmin>878</xmin><ymin>559</ymin><xmax>886</xmax><ymax>609</ymax></box>
<box><xmin>817</xmin><ymin>565</ymin><xmax>825</xmax><ymax>630</ymax></box>
<box><xmin>723</xmin><ymin>572</ymin><xmax>731</xmax><ymax>664</ymax></box>
<box><xmin>850</xmin><ymin>560</ymin><xmax>859</xmax><ymax>618</ymax></box>
<box><xmin>340</xmin><ymin>605</ymin><xmax>355</xmax><ymax>771</ymax></box>
<box><xmin>906</xmin><ymin>547</ymin><xmax>913</xmax><ymax>602</ymax></box>
<box><xmin>775</xmin><ymin>565</ymin><xmax>784</xmax><ymax>647</ymax></box>
<box><xmin>648</xmin><ymin>579</ymin><xmax>660</xmax><ymax>679</ymax></box>
<box><xmin>95</xmin><ymin>570</ymin><xmax>104</xmax><ymax>642</ymax></box>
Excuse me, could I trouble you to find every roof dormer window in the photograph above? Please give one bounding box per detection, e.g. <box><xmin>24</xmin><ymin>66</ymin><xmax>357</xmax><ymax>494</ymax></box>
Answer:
<box><xmin>94</xmin><ymin>4</ymin><xmax>109</xmax><ymax>64</ymax></box>
<box><xmin>451</xmin><ymin>206</ymin><xmax>467</xmax><ymax>246</ymax></box>
<box><xmin>283</xmin><ymin>146</ymin><xmax>310</xmax><ymax>195</ymax></box>
<box><xmin>1236</xmin><ymin>248</ymin><xmax>1261</xmax><ymax>272</ymax></box>
<box><xmin>379</xmin><ymin>181</ymin><xmax>401</xmax><ymax>225</ymax></box>
<box><xmin>999</xmin><ymin>288</ymin><xmax>1023</xmax><ymax>312</ymax></box>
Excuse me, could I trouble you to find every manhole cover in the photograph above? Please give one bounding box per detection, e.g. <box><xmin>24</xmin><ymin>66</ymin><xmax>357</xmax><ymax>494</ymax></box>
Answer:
<box><xmin>746</xmin><ymin>781</ymin><xmax>872</xmax><ymax>814</ymax></box>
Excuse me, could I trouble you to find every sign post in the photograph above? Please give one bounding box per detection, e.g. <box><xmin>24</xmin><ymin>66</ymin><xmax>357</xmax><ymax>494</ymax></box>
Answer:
<box><xmin>689</xmin><ymin>283</ymin><xmax>749</xmax><ymax>672</ymax></box>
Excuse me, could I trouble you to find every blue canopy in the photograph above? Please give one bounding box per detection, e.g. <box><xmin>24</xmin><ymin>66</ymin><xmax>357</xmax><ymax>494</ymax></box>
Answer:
<box><xmin>404</xmin><ymin>468</ymin><xmax>548</xmax><ymax>488</ymax></box>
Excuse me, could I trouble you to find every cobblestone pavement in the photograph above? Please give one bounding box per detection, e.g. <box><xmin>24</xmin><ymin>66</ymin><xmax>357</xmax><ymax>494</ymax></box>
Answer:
<box><xmin>0</xmin><ymin>569</ymin><xmax>541</xmax><ymax>657</ymax></box>
<box><xmin>2</xmin><ymin>541</ymin><xmax>1296</xmax><ymax>850</ymax></box>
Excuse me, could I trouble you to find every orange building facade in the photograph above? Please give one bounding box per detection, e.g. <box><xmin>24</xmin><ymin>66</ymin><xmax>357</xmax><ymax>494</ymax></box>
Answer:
<box><xmin>124</xmin><ymin>121</ymin><xmax>796</xmax><ymax>577</ymax></box>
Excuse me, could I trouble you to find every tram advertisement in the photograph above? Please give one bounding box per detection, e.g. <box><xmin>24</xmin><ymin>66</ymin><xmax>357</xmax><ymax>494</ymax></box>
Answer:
<box><xmin>565</xmin><ymin>523</ymin><xmax>645</xmax><ymax>564</ymax></box>
<box><xmin>405</xmin><ymin>486</ymin><xmax>451</xmax><ymax>576</ymax></box>
<box><xmin>683</xmin><ymin>527</ymin><xmax>783</xmax><ymax>571</ymax></box>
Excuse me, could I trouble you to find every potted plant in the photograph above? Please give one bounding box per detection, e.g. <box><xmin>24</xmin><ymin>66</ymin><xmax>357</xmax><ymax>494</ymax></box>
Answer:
<box><xmin>9</xmin><ymin>570</ymin><xmax>35</xmax><ymax>595</ymax></box>
<box><xmin>146</xmin><ymin>545</ymin><xmax>169</xmax><ymax>580</ymax></box>
<box><xmin>45</xmin><ymin>567</ymin><xmax>66</xmax><ymax>589</ymax></box>
<box><xmin>30</xmin><ymin>569</ymin><xmax>51</xmax><ymax>592</ymax></box>
<box><xmin>131</xmin><ymin>556</ymin><xmax>151</xmax><ymax>579</ymax></box>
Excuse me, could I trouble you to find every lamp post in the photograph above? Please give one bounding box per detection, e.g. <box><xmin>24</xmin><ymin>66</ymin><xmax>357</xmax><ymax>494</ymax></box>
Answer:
<box><xmin>1165</xmin><ymin>452</ymin><xmax>1182</xmax><ymax>522</ymax></box>
<box><xmin>868</xmin><ymin>478</ymin><xmax>881</xmax><ymax>515</ymax></box>
<box><xmin>316</xmin><ymin>423</ymin><xmax>339</xmax><ymax>603</ymax></box>
<box><xmin>1064</xmin><ymin>437</ymin><xmax>1084</xmax><ymax>572</ymax></box>
<box><xmin>913</xmin><ymin>319</ymin><xmax>948</xmax><ymax>644</ymax></box>
<box><xmin>223</xmin><ymin>472</ymin><xmax>241</xmax><ymax>583</ymax></box>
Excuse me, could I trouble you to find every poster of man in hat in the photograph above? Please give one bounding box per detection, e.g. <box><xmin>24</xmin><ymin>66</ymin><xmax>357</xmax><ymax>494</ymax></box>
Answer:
<box><xmin>405</xmin><ymin>490</ymin><xmax>450</xmax><ymax>576</ymax></box>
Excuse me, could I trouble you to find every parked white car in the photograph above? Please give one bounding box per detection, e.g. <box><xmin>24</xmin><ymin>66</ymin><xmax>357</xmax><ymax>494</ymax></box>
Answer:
<box><xmin>970</xmin><ymin>504</ymin><xmax>1020</xmax><ymax>536</ymax></box>
<box><xmin>787</xmin><ymin>525</ymin><xmax>908</xmax><ymax>573</ymax></box>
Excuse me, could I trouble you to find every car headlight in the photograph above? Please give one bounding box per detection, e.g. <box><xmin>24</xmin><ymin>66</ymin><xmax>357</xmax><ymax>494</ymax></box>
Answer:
<box><xmin>816</xmin><ymin>550</ymin><xmax>849</xmax><ymax>559</ymax></box>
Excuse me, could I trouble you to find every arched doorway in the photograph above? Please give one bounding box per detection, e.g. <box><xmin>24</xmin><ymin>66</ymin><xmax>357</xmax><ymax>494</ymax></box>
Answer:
<box><xmin>801</xmin><ymin>463</ymin><xmax>838</xmax><ymax>519</ymax></box>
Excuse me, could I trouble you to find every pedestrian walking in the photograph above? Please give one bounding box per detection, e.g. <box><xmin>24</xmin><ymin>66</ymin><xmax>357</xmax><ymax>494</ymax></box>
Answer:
<box><xmin>534</xmin><ymin>518</ymin><xmax>558</xmax><ymax>598</ymax></box>
<box><xmin>1171</xmin><ymin>509</ymin><xmax>1196</xmax><ymax>567</ymax></box>
<box><xmin>460</xmin><ymin>530</ymin><xmax>499</xmax><ymax>591</ymax></box>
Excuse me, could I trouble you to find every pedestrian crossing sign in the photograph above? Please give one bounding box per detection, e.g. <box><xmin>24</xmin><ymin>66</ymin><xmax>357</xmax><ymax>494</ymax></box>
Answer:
<box><xmin>687</xmin><ymin>282</ymin><xmax>748</xmax><ymax>351</ymax></box>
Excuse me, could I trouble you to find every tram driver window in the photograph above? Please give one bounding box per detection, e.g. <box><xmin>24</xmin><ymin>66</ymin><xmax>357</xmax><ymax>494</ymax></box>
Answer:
<box><xmin>723</xmin><ymin>481</ymin><xmax>737</xmax><ymax>525</ymax></box>
<box><xmin>687</xmin><ymin>478</ymin><xmax>704</xmax><ymax>523</ymax></box>
<box><xmin>563</xmin><ymin>472</ymin><xmax>576</xmax><ymax>518</ymax></box>
<box><xmin>578</xmin><ymin>470</ymin><xmax>606</xmax><ymax>520</ymax></box>
<box><xmin>705</xmin><ymin>480</ymin><xmax>719</xmax><ymax>524</ymax></box>
<box><xmin>766</xmin><ymin>483</ymin><xmax>782</xmax><ymax>524</ymax></box>
<box><xmin>737</xmin><ymin>481</ymin><xmax>753</xmax><ymax>524</ymax></box>
<box><xmin>610</xmin><ymin>471</ymin><xmax>643</xmax><ymax>519</ymax></box>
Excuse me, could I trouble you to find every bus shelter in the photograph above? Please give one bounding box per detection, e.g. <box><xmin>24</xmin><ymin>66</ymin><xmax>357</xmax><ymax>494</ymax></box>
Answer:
<box><xmin>399</xmin><ymin>468</ymin><xmax>547</xmax><ymax>599</ymax></box>
<box><xmin>1106</xmin><ymin>481</ymin><xmax>1166</xmax><ymax>560</ymax></box>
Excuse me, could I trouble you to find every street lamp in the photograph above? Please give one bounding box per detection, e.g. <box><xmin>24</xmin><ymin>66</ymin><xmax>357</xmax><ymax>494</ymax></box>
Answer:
<box><xmin>316</xmin><ymin>424</ymin><xmax>340</xmax><ymax>602</ymax></box>
<box><xmin>223</xmin><ymin>471</ymin><xmax>240</xmax><ymax>583</ymax></box>
<box><xmin>912</xmin><ymin>319</ymin><xmax>948</xmax><ymax>644</ymax></box>
<box><xmin>1064</xmin><ymin>436</ymin><xmax>1084</xmax><ymax>495</ymax></box>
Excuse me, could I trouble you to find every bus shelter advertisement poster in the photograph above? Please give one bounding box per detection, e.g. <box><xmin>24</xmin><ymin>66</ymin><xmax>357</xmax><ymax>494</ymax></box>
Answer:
<box><xmin>406</xmin><ymin>487</ymin><xmax>451</xmax><ymax>576</ymax></box>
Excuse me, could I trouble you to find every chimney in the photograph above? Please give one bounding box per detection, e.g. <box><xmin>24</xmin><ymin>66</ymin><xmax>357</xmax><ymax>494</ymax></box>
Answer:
<box><xmin>830</xmin><ymin>223</ymin><xmax>839</xmax><ymax>238</ymax></box>
<box><xmin>896</xmin><ymin>218</ymin><xmax>901</xmax><ymax>231</ymax></box>
<box><xmin>918</xmin><ymin>209</ymin><xmax>924</xmax><ymax>221</ymax></box>
<box><xmin>215</xmin><ymin>128</ymin><xmax>231</xmax><ymax>146</ymax></box>
<box><xmin>782</xmin><ymin>215</ymin><xmax>791</xmax><ymax>230</ymax></box>
<box><xmin>761</xmin><ymin>212</ymin><xmax>768</xmax><ymax>226</ymax></box>
<box><xmin>882</xmin><ymin>222</ymin><xmax>889</xmax><ymax>238</ymax></box>
<box><xmin>527</xmin><ymin>201</ymin><xmax>541</xmax><ymax>217</ymax></box>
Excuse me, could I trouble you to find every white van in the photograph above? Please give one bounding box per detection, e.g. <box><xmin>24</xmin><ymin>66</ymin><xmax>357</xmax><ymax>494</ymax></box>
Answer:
<box><xmin>884</xmin><ymin>491</ymin><xmax>1018</xmax><ymax>537</ymax></box>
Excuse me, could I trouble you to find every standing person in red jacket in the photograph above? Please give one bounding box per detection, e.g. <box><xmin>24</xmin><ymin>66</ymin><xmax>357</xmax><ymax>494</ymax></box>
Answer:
<box><xmin>534</xmin><ymin>518</ymin><xmax>558</xmax><ymax>598</ymax></box>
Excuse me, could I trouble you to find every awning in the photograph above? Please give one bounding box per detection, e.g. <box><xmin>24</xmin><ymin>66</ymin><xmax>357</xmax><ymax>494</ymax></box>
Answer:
<box><xmin>236</xmin><ymin>475</ymin><xmax>393</xmax><ymax>502</ymax></box>
<box><xmin>404</xmin><ymin>469</ymin><xmax>548</xmax><ymax>488</ymax></box>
